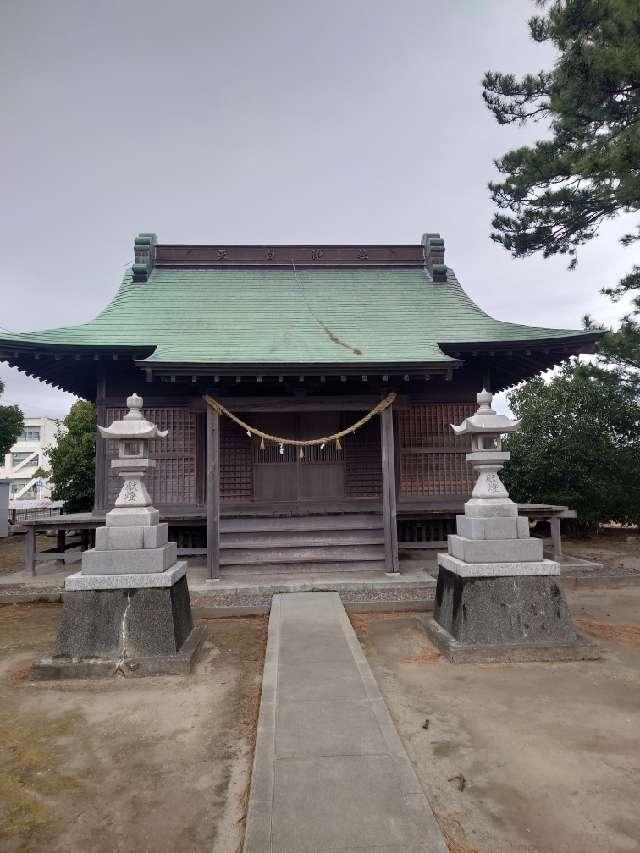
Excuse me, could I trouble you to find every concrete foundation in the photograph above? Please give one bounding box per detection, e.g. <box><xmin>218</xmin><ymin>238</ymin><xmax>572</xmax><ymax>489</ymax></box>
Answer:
<box><xmin>29</xmin><ymin>575</ymin><xmax>206</xmax><ymax>679</ymax></box>
<box><xmin>421</xmin><ymin>567</ymin><xmax>599</xmax><ymax>662</ymax></box>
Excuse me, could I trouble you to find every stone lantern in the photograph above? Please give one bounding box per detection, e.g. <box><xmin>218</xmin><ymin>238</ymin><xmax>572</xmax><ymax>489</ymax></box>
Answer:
<box><xmin>30</xmin><ymin>394</ymin><xmax>206</xmax><ymax>680</ymax></box>
<box><xmin>105</xmin><ymin>393</ymin><xmax>165</xmax><ymax>510</ymax></box>
<box><xmin>451</xmin><ymin>388</ymin><xmax>519</xmax><ymax>513</ymax></box>
<box><xmin>420</xmin><ymin>389</ymin><xmax>596</xmax><ymax>663</ymax></box>
<box><xmin>81</xmin><ymin>393</ymin><xmax>175</xmax><ymax>572</ymax></box>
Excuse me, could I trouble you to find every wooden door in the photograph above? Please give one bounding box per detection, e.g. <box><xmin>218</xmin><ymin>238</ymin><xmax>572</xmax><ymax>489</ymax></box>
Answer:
<box><xmin>298</xmin><ymin>412</ymin><xmax>344</xmax><ymax>499</ymax></box>
<box><xmin>252</xmin><ymin>412</ymin><xmax>345</xmax><ymax>502</ymax></box>
<box><xmin>252</xmin><ymin>413</ymin><xmax>298</xmax><ymax>501</ymax></box>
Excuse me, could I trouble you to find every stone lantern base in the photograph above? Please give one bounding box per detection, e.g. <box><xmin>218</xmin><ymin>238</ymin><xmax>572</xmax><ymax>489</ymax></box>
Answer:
<box><xmin>419</xmin><ymin>498</ymin><xmax>599</xmax><ymax>663</ymax></box>
<box><xmin>418</xmin><ymin>389</ymin><xmax>599</xmax><ymax>663</ymax></box>
<box><xmin>30</xmin><ymin>393</ymin><xmax>207</xmax><ymax>680</ymax></box>
<box><xmin>420</xmin><ymin>556</ymin><xmax>599</xmax><ymax>664</ymax></box>
<box><xmin>30</xmin><ymin>563</ymin><xmax>207</xmax><ymax>679</ymax></box>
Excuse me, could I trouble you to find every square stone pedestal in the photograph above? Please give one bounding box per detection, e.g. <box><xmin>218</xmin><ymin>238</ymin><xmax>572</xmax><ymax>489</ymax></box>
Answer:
<box><xmin>30</xmin><ymin>562</ymin><xmax>207</xmax><ymax>679</ymax></box>
<box><xmin>420</xmin><ymin>560</ymin><xmax>599</xmax><ymax>663</ymax></box>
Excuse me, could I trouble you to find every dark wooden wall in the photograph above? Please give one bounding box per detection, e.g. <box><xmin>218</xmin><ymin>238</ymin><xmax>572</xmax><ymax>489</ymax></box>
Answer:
<box><xmin>219</xmin><ymin>413</ymin><xmax>383</xmax><ymax>501</ymax></box>
<box><xmin>95</xmin><ymin>396</ymin><xmax>476</xmax><ymax>511</ymax></box>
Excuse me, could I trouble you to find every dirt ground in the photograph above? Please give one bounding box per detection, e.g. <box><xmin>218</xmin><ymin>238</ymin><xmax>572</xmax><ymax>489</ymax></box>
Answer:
<box><xmin>0</xmin><ymin>605</ymin><xmax>267</xmax><ymax>853</ymax></box>
<box><xmin>352</xmin><ymin>586</ymin><xmax>640</xmax><ymax>853</ymax></box>
<box><xmin>561</xmin><ymin>526</ymin><xmax>640</xmax><ymax>576</ymax></box>
<box><xmin>0</xmin><ymin>535</ymin><xmax>59</xmax><ymax>575</ymax></box>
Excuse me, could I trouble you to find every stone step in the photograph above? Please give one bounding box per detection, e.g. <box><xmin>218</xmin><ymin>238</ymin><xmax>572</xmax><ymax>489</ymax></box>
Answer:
<box><xmin>221</xmin><ymin>530</ymin><xmax>384</xmax><ymax>549</ymax></box>
<box><xmin>220</xmin><ymin>559</ymin><xmax>388</xmax><ymax>574</ymax></box>
<box><xmin>220</xmin><ymin>545</ymin><xmax>385</xmax><ymax>566</ymax></box>
<box><xmin>220</xmin><ymin>513</ymin><xmax>383</xmax><ymax>534</ymax></box>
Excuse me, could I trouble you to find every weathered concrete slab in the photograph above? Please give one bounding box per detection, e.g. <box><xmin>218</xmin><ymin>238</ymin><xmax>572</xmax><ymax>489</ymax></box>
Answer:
<box><xmin>65</xmin><ymin>561</ymin><xmax>187</xmax><ymax>590</ymax></box>
<box><xmin>275</xmin><ymin>699</ymin><xmax>387</xmax><ymax>758</ymax></box>
<box><xmin>106</xmin><ymin>507</ymin><xmax>159</xmax><ymax>527</ymax></box>
<box><xmin>277</xmin><ymin>659</ymin><xmax>369</xmax><ymax>704</ymax></box>
<box><xmin>438</xmin><ymin>552</ymin><xmax>559</xmax><ymax>577</ymax></box>
<box><xmin>272</xmin><ymin>754</ymin><xmax>426</xmax><ymax>850</ymax></box>
<box><xmin>448</xmin><ymin>533</ymin><xmax>543</xmax><ymax>563</ymax></box>
<box><xmin>433</xmin><ymin>566</ymin><xmax>578</xmax><ymax>645</ymax></box>
<box><xmin>81</xmin><ymin>541</ymin><xmax>178</xmax><ymax>574</ymax></box>
<box><xmin>29</xmin><ymin>624</ymin><xmax>207</xmax><ymax>679</ymax></box>
<box><xmin>244</xmin><ymin>591</ymin><xmax>447</xmax><ymax>853</ymax></box>
<box><xmin>422</xmin><ymin>566</ymin><xmax>600</xmax><ymax>662</ymax></box>
<box><xmin>29</xmin><ymin>573</ymin><xmax>207</xmax><ymax>680</ymax></box>
<box><xmin>420</xmin><ymin>615</ymin><xmax>600</xmax><ymax>663</ymax></box>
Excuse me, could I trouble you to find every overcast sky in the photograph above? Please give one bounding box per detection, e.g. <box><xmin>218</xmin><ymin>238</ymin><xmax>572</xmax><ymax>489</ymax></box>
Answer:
<box><xmin>0</xmin><ymin>0</ymin><xmax>634</xmax><ymax>419</ymax></box>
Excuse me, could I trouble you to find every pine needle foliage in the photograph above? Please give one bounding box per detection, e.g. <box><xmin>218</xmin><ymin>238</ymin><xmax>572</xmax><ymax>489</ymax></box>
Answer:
<box><xmin>483</xmin><ymin>0</ymin><xmax>640</xmax><ymax>269</ymax></box>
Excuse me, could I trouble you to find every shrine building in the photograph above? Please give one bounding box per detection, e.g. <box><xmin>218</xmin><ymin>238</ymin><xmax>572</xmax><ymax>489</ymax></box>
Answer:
<box><xmin>0</xmin><ymin>233</ymin><xmax>600</xmax><ymax>576</ymax></box>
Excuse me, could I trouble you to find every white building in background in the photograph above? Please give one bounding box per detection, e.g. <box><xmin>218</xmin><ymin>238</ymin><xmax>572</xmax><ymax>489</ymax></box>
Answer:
<box><xmin>0</xmin><ymin>416</ymin><xmax>62</xmax><ymax>501</ymax></box>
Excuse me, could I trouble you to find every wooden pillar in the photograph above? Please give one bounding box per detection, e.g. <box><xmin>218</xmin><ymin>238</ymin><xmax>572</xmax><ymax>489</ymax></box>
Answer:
<box><xmin>25</xmin><ymin>527</ymin><xmax>37</xmax><ymax>576</ymax></box>
<box><xmin>206</xmin><ymin>406</ymin><xmax>221</xmax><ymax>580</ymax></box>
<box><xmin>550</xmin><ymin>516</ymin><xmax>562</xmax><ymax>559</ymax></box>
<box><xmin>57</xmin><ymin>529</ymin><xmax>66</xmax><ymax>561</ymax></box>
<box><xmin>94</xmin><ymin>374</ymin><xmax>107</xmax><ymax>513</ymax></box>
<box><xmin>381</xmin><ymin>406</ymin><xmax>399</xmax><ymax>573</ymax></box>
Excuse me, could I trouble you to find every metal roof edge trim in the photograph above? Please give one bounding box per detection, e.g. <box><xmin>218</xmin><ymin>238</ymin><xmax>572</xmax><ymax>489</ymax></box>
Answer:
<box><xmin>133</xmin><ymin>358</ymin><xmax>464</xmax><ymax>373</ymax></box>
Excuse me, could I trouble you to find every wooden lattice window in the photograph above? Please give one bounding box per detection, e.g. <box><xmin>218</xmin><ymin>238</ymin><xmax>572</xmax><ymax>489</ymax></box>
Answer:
<box><xmin>104</xmin><ymin>407</ymin><xmax>197</xmax><ymax>507</ymax></box>
<box><xmin>343</xmin><ymin>415</ymin><xmax>382</xmax><ymax>498</ymax></box>
<box><xmin>397</xmin><ymin>402</ymin><xmax>475</xmax><ymax>497</ymax></box>
<box><xmin>220</xmin><ymin>418</ymin><xmax>253</xmax><ymax>500</ymax></box>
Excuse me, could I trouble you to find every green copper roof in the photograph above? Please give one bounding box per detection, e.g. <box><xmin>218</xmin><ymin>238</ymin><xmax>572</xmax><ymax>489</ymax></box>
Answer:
<box><xmin>1</xmin><ymin>266</ymin><xmax>591</xmax><ymax>365</ymax></box>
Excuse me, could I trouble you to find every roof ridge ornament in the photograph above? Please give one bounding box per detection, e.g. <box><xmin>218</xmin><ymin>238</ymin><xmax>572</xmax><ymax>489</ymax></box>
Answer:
<box><xmin>132</xmin><ymin>233</ymin><xmax>157</xmax><ymax>282</ymax></box>
<box><xmin>422</xmin><ymin>232</ymin><xmax>447</xmax><ymax>283</ymax></box>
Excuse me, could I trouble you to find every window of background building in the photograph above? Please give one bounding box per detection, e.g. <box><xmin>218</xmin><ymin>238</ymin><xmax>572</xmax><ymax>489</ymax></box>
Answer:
<box><xmin>10</xmin><ymin>480</ymin><xmax>30</xmax><ymax>495</ymax></box>
<box><xmin>12</xmin><ymin>452</ymin><xmax>38</xmax><ymax>467</ymax></box>
<box><xmin>20</xmin><ymin>426</ymin><xmax>41</xmax><ymax>441</ymax></box>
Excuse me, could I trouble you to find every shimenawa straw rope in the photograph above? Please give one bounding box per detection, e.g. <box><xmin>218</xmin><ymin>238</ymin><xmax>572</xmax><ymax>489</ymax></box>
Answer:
<box><xmin>203</xmin><ymin>392</ymin><xmax>396</xmax><ymax>453</ymax></box>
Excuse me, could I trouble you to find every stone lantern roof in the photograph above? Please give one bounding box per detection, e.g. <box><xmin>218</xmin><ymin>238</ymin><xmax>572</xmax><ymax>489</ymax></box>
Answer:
<box><xmin>97</xmin><ymin>393</ymin><xmax>168</xmax><ymax>440</ymax></box>
<box><xmin>451</xmin><ymin>389</ymin><xmax>520</xmax><ymax>436</ymax></box>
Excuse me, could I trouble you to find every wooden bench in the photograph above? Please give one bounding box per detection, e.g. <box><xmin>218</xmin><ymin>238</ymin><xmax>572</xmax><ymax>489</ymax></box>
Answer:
<box><xmin>396</xmin><ymin>501</ymin><xmax>576</xmax><ymax>558</ymax></box>
<box><xmin>21</xmin><ymin>512</ymin><xmax>210</xmax><ymax>576</ymax></box>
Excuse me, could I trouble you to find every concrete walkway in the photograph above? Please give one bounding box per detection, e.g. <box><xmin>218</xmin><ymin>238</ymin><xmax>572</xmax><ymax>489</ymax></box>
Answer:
<box><xmin>244</xmin><ymin>592</ymin><xmax>447</xmax><ymax>852</ymax></box>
